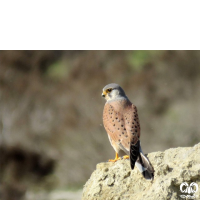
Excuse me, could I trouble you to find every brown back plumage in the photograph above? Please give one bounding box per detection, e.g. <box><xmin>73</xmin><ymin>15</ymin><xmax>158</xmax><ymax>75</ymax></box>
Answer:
<box><xmin>103</xmin><ymin>100</ymin><xmax>140</xmax><ymax>145</ymax></box>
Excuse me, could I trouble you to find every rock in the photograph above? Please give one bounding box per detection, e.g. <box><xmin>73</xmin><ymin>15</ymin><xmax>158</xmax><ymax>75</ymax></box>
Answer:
<box><xmin>82</xmin><ymin>143</ymin><xmax>200</xmax><ymax>200</ymax></box>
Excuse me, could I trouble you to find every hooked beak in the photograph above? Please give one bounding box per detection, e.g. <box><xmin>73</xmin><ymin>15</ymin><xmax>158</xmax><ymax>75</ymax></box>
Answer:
<box><xmin>101</xmin><ymin>91</ymin><xmax>107</xmax><ymax>97</ymax></box>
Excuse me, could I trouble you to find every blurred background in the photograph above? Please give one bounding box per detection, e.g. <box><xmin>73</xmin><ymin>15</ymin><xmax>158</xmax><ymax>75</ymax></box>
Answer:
<box><xmin>0</xmin><ymin>50</ymin><xmax>200</xmax><ymax>200</ymax></box>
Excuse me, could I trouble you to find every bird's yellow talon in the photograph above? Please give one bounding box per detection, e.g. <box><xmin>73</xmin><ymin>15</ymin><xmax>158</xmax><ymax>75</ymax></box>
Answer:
<box><xmin>108</xmin><ymin>158</ymin><xmax>121</xmax><ymax>162</ymax></box>
<box><xmin>108</xmin><ymin>152</ymin><xmax>121</xmax><ymax>162</ymax></box>
<box><xmin>123</xmin><ymin>155</ymin><xmax>129</xmax><ymax>159</ymax></box>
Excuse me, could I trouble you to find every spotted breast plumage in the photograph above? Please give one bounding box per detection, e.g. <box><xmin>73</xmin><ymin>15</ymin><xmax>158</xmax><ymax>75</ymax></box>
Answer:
<box><xmin>102</xmin><ymin>83</ymin><xmax>154</xmax><ymax>180</ymax></box>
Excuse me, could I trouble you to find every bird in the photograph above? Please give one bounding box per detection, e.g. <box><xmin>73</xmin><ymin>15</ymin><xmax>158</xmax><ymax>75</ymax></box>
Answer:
<box><xmin>102</xmin><ymin>83</ymin><xmax>154</xmax><ymax>180</ymax></box>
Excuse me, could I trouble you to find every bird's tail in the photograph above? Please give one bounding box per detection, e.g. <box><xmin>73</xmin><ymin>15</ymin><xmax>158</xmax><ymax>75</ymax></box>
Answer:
<box><xmin>135</xmin><ymin>144</ymin><xmax>154</xmax><ymax>180</ymax></box>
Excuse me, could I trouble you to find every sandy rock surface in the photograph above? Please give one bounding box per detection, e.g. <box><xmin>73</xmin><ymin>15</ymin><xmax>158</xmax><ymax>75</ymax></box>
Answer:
<box><xmin>82</xmin><ymin>143</ymin><xmax>200</xmax><ymax>200</ymax></box>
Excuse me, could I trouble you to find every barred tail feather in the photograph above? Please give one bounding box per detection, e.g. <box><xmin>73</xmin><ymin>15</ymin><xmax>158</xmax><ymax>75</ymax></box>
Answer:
<box><xmin>136</xmin><ymin>148</ymin><xmax>154</xmax><ymax>180</ymax></box>
<box><xmin>130</xmin><ymin>140</ymin><xmax>154</xmax><ymax>180</ymax></box>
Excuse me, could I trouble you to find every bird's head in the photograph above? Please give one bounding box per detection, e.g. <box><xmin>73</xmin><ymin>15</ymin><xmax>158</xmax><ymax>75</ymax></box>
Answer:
<box><xmin>102</xmin><ymin>83</ymin><xmax>126</xmax><ymax>101</ymax></box>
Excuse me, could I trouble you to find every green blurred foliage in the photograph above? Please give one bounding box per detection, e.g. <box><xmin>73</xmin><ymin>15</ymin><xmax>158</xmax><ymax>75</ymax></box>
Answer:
<box><xmin>128</xmin><ymin>50</ymin><xmax>161</xmax><ymax>71</ymax></box>
<box><xmin>46</xmin><ymin>59</ymin><xmax>69</xmax><ymax>80</ymax></box>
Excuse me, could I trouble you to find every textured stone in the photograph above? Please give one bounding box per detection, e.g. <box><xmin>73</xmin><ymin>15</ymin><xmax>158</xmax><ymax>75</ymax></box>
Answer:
<box><xmin>82</xmin><ymin>143</ymin><xmax>200</xmax><ymax>200</ymax></box>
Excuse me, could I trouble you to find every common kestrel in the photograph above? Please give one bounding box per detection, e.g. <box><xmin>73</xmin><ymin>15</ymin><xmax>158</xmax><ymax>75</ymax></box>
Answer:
<box><xmin>102</xmin><ymin>83</ymin><xmax>154</xmax><ymax>180</ymax></box>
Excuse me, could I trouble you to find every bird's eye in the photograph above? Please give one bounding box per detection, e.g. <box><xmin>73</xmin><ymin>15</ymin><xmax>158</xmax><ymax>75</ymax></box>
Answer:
<box><xmin>107</xmin><ymin>88</ymin><xmax>112</xmax><ymax>93</ymax></box>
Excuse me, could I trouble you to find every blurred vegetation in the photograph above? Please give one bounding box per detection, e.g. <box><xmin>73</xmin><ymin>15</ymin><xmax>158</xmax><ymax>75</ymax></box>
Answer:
<box><xmin>0</xmin><ymin>50</ymin><xmax>200</xmax><ymax>200</ymax></box>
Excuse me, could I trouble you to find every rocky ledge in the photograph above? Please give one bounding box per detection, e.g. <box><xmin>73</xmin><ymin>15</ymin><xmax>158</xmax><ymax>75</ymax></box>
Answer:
<box><xmin>82</xmin><ymin>143</ymin><xmax>200</xmax><ymax>200</ymax></box>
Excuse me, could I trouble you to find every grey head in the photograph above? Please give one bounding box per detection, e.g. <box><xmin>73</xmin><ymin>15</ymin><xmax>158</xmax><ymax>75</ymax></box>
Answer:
<box><xmin>102</xmin><ymin>83</ymin><xmax>128</xmax><ymax>102</ymax></box>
